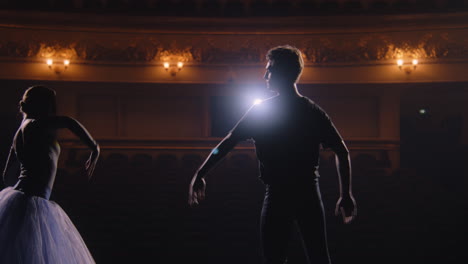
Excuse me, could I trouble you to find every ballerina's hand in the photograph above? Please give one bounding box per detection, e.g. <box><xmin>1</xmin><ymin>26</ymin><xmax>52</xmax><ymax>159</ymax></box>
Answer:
<box><xmin>85</xmin><ymin>148</ymin><xmax>100</xmax><ymax>180</ymax></box>
<box><xmin>189</xmin><ymin>175</ymin><xmax>206</xmax><ymax>206</ymax></box>
<box><xmin>335</xmin><ymin>194</ymin><xmax>357</xmax><ymax>224</ymax></box>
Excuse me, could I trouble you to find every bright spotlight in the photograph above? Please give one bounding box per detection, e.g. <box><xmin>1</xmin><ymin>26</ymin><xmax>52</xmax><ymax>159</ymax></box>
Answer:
<box><xmin>253</xmin><ymin>99</ymin><xmax>263</xmax><ymax>105</ymax></box>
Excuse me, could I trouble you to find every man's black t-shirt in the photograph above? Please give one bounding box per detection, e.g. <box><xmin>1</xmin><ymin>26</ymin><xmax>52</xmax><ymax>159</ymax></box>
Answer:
<box><xmin>230</xmin><ymin>95</ymin><xmax>343</xmax><ymax>185</ymax></box>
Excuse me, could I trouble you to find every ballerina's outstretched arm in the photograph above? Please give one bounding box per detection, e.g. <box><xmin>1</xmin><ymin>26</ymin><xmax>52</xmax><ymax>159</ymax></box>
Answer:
<box><xmin>48</xmin><ymin>116</ymin><xmax>100</xmax><ymax>179</ymax></box>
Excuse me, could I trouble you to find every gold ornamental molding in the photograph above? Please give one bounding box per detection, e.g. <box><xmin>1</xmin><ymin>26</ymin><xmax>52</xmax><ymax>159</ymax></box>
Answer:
<box><xmin>0</xmin><ymin>11</ymin><xmax>468</xmax><ymax>65</ymax></box>
<box><xmin>0</xmin><ymin>31</ymin><xmax>467</xmax><ymax>65</ymax></box>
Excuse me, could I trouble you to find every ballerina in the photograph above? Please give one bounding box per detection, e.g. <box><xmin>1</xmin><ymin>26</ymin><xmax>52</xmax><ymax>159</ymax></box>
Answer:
<box><xmin>0</xmin><ymin>85</ymin><xmax>100</xmax><ymax>264</ymax></box>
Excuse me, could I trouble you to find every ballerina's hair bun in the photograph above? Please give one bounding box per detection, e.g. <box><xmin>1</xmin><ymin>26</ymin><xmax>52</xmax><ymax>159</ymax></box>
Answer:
<box><xmin>20</xmin><ymin>85</ymin><xmax>57</xmax><ymax>118</ymax></box>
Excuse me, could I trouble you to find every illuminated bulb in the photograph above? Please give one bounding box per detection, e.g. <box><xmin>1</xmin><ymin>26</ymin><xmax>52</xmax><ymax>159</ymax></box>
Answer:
<box><xmin>177</xmin><ymin>62</ymin><xmax>184</xmax><ymax>69</ymax></box>
<box><xmin>64</xmin><ymin>59</ymin><xmax>70</xmax><ymax>66</ymax></box>
<box><xmin>253</xmin><ymin>99</ymin><xmax>263</xmax><ymax>105</ymax></box>
<box><xmin>46</xmin><ymin>59</ymin><xmax>53</xmax><ymax>66</ymax></box>
<box><xmin>412</xmin><ymin>59</ymin><xmax>418</xmax><ymax>66</ymax></box>
<box><xmin>419</xmin><ymin>109</ymin><xmax>426</xmax><ymax>115</ymax></box>
<box><xmin>397</xmin><ymin>59</ymin><xmax>403</xmax><ymax>67</ymax></box>
<box><xmin>163</xmin><ymin>62</ymin><xmax>170</xmax><ymax>69</ymax></box>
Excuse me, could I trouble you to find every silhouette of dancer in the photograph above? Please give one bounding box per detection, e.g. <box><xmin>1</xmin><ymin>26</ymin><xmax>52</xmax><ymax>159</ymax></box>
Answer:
<box><xmin>189</xmin><ymin>46</ymin><xmax>357</xmax><ymax>264</ymax></box>
<box><xmin>0</xmin><ymin>86</ymin><xmax>99</xmax><ymax>263</ymax></box>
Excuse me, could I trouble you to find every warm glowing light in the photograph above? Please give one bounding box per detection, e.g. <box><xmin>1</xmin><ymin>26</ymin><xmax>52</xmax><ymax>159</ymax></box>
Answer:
<box><xmin>163</xmin><ymin>61</ymin><xmax>184</xmax><ymax>76</ymax></box>
<box><xmin>45</xmin><ymin>58</ymin><xmax>69</xmax><ymax>74</ymax></box>
<box><xmin>253</xmin><ymin>99</ymin><xmax>263</xmax><ymax>105</ymax></box>
<box><xmin>397</xmin><ymin>58</ymin><xmax>419</xmax><ymax>74</ymax></box>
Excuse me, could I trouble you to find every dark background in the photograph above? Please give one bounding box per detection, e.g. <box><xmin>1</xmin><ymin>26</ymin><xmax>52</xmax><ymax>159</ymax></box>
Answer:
<box><xmin>0</xmin><ymin>79</ymin><xmax>467</xmax><ymax>264</ymax></box>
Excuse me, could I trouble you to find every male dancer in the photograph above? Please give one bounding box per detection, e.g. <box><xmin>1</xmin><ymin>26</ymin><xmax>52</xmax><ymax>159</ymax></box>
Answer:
<box><xmin>189</xmin><ymin>45</ymin><xmax>357</xmax><ymax>264</ymax></box>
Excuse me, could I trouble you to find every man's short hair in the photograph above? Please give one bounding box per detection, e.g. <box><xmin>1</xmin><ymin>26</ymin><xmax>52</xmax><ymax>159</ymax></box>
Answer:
<box><xmin>266</xmin><ymin>45</ymin><xmax>304</xmax><ymax>83</ymax></box>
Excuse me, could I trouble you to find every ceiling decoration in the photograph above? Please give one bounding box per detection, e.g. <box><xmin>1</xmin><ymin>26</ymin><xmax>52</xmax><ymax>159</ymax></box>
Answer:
<box><xmin>0</xmin><ymin>30</ymin><xmax>466</xmax><ymax>64</ymax></box>
<box><xmin>1</xmin><ymin>0</ymin><xmax>465</xmax><ymax>17</ymax></box>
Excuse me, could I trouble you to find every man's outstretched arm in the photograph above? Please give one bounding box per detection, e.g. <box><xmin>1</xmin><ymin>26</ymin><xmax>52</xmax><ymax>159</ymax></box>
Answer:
<box><xmin>332</xmin><ymin>140</ymin><xmax>357</xmax><ymax>224</ymax></box>
<box><xmin>188</xmin><ymin>133</ymin><xmax>240</xmax><ymax>206</ymax></box>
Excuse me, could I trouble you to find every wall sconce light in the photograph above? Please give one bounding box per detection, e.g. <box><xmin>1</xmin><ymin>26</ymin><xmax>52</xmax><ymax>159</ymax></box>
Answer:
<box><xmin>46</xmin><ymin>59</ymin><xmax>70</xmax><ymax>74</ymax></box>
<box><xmin>397</xmin><ymin>59</ymin><xmax>418</xmax><ymax>74</ymax></box>
<box><xmin>163</xmin><ymin>61</ymin><xmax>184</xmax><ymax>76</ymax></box>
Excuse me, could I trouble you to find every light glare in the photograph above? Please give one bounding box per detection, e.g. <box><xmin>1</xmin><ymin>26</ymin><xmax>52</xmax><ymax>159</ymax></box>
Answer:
<box><xmin>46</xmin><ymin>59</ymin><xmax>53</xmax><ymax>66</ymax></box>
<box><xmin>412</xmin><ymin>59</ymin><xmax>418</xmax><ymax>66</ymax></box>
<box><xmin>163</xmin><ymin>62</ymin><xmax>170</xmax><ymax>69</ymax></box>
<box><xmin>397</xmin><ymin>59</ymin><xmax>403</xmax><ymax>66</ymax></box>
<box><xmin>253</xmin><ymin>99</ymin><xmax>263</xmax><ymax>105</ymax></box>
<box><xmin>64</xmin><ymin>59</ymin><xmax>70</xmax><ymax>66</ymax></box>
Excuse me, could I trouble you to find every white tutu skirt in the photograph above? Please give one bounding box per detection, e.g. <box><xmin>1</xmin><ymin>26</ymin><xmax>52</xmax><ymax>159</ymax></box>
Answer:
<box><xmin>0</xmin><ymin>187</ymin><xmax>95</xmax><ymax>264</ymax></box>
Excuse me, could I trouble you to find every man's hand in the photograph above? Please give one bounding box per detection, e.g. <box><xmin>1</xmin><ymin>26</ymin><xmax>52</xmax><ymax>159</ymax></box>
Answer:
<box><xmin>335</xmin><ymin>194</ymin><xmax>357</xmax><ymax>224</ymax></box>
<box><xmin>85</xmin><ymin>146</ymin><xmax>100</xmax><ymax>180</ymax></box>
<box><xmin>189</xmin><ymin>174</ymin><xmax>206</xmax><ymax>206</ymax></box>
